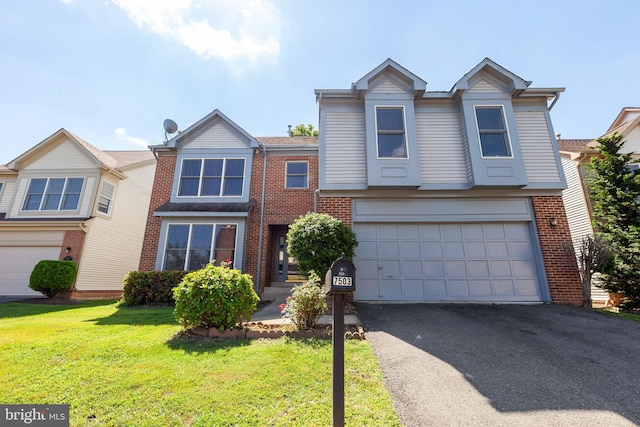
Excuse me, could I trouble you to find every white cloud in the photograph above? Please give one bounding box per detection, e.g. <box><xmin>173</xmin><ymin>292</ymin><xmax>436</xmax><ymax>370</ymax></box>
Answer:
<box><xmin>111</xmin><ymin>0</ymin><xmax>281</xmax><ymax>62</ymax></box>
<box><xmin>114</xmin><ymin>127</ymin><xmax>149</xmax><ymax>148</ymax></box>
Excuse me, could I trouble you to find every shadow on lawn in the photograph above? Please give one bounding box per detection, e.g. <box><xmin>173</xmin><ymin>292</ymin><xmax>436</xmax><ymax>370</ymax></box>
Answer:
<box><xmin>166</xmin><ymin>331</ymin><xmax>252</xmax><ymax>353</ymax></box>
<box><xmin>0</xmin><ymin>300</ymin><xmax>114</xmax><ymax>319</ymax></box>
<box><xmin>88</xmin><ymin>305</ymin><xmax>178</xmax><ymax>326</ymax></box>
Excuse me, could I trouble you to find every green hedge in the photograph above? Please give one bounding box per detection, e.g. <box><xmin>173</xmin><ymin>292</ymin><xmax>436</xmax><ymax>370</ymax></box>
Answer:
<box><xmin>29</xmin><ymin>260</ymin><xmax>77</xmax><ymax>298</ymax></box>
<box><xmin>121</xmin><ymin>271</ymin><xmax>188</xmax><ymax>306</ymax></box>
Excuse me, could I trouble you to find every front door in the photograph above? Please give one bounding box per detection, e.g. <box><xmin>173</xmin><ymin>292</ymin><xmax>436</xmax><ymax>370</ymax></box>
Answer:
<box><xmin>273</xmin><ymin>230</ymin><xmax>299</xmax><ymax>283</ymax></box>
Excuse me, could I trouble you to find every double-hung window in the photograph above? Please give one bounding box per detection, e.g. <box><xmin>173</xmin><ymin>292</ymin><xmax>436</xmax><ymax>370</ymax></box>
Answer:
<box><xmin>475</xmin><ymin>106</ymin><xmax>512</xmax><ymax>157</ymax></box>
<box><xmin>22</xmin><ymin>177</ymin><xmax>84</xmax><ymax>211</ymax></box>
<box><xmin>97</xmin><ymin>182</ymin><xmax>115</xmax><ymax>215</ymax></box>
<box><xmin>376</xmin><ymin>107</ymin><xmax>407</xmax><ymax>158</ymax></box>
<box><xmin>163</xmin><ymin>223</ymin><xmax>237</xmax><ymax>270</ymax></box>
<box><xmin>178</xmin><ymin>158</ymin><xmax>245</xmax><ymax>197</ymax></box>
<box><xmin>285</xmin><ymin>161</ymin><xmax>308</xmax><ymax>189</ymax></box>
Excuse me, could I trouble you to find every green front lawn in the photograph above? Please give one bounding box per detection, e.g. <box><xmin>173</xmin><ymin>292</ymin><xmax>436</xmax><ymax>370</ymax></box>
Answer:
<box><xmin>0</xmin><ymin>302</ymin><xmax>400</xmax><ymax>426</ymax></box>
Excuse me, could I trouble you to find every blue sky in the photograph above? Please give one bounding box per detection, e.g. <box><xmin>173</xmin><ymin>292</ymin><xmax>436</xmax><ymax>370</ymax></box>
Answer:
<box><xmin>2</xmin><ymin>0</ymin><xmax>639</xmax><ymax>162</ymax></box>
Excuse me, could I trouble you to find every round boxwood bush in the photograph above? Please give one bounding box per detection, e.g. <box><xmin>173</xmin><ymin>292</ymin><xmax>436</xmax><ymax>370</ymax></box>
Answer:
<box><xmin>173</xmin><ymin>263</ymin><xmax>259</xmax><ymax>331</ymax></box>
<box><xmin>287</xmin><ymin>212</ymin><xmax>358</xmax><ymax>278</ymax></box>
<box><xmin>29</xmin><ymin>260</ymin><xmax>77</xmax><ymax>298</ymax></box>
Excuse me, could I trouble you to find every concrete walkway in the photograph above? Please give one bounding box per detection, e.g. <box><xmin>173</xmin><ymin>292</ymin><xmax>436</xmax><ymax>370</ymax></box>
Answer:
<box><xmin>250</xmin><ymin>295</ymin><xmax>359</xmax><ymax>326</ymax></box>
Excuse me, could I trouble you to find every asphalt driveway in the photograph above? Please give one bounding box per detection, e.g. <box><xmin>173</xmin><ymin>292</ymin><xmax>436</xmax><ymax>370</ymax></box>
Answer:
<box><xmin>356</xmin><ymin>303</ymin><xmax>640</xmax><ymax>426</ymax></box>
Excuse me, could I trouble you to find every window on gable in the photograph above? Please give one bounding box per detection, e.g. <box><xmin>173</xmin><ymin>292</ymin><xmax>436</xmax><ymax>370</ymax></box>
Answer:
<box><xmin>475</xmin><ymin>106</ymin><xmax>512</xmax><ymax>157</ymax></box>
<box><xmin>23</xmin><ymin>177</ymin><xmax>84</xmax><ymax>211</ymax></box>
<box><xmin>285</xmin><ymin>161</ymin><xmax>308</xmax><ymax>189</ymax></box>
<box><xmin>376</xmin><ymin>107</ymin><xmax>407</xmax><ymax>158</ymax></box>
<box><xmin>97</xmin><ymin>182</ymin><xmax>115</xmax><ymax>215</ymax></box>
<box><xmin>178</xmin><ymin>158</ymin><xmax>245</xmax><ymax>197</ymax></box>
<box><xmin>163</xmin><ymin>223</ymin><xmax>237</xmax><ymax>270</ymax></box>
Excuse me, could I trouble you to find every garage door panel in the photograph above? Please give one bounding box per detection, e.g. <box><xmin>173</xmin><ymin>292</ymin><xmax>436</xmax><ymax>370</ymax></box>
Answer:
<box><xmin>0</xmin><ymin>247</ymin><xmax>60</xmax><ymax>296</ymax></box>
<box><xmin>354</xmin><ymin>221</ymin><xmax>544</xmax><ymax>302</ymax></box>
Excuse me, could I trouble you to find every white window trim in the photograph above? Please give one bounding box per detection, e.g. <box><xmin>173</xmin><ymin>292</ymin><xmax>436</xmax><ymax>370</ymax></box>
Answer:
<box><xmin>374</xmin><ymin>105</ymin><xmax>409</xmax><ymax>160</ymax></box>
<box><xmin>285</xmin><ymin>161</ymin><xmax>309</xmax><ymax>189</ymax></box>
<box><xmin>21</xmin><ymin>177</ymin><xmax>85</xmax><ymax>212</ymax></box>
<box><xmin>96</xmin><ymin>181</ymin><xmax>116</xmax><ymax>216</ymax></box>
<box><xmin>162</xmin><ymin>222</ymin><xmax>239</xmax><ymax>270</ymax></box>
<box><xmin>177</xmin><ymin>158</ymin><xmax>245</xmax><ymax>198</ymax></box>
<box><xmin>474</xmin><ymin>105</ymin><xmax>515</xmax><ymax>159</ymax></box>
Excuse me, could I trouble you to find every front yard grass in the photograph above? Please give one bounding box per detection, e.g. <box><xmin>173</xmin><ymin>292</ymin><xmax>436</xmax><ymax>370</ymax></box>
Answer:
<box><xmin>0</xmin><ymin>301</ymin><xmax>400</xmax><ymax>426</ymax></box>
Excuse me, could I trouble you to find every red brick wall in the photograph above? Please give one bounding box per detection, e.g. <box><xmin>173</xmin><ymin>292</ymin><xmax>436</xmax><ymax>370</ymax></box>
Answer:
<box><xmin>531</xmin><ymin>195</ymin><xmax>582</xmax><ymax>305</ymax></box>
<box><xmin>246</xmin><ymin>154</ymin><xmax>318</xmax><ymax>294</ymax></box>
<box><xmin>317</xmin><ymin>197</ymin><xmax>353</xmax><ymax>227</ymax></box>
<box><xmin>139</xmin><ymin>153</ymin><xmax>176</xmax><ymax>271</ymax></box>
<box><xmin>59</xmin><ymin>230</ymin><xmax>86</xmax><ymax>264</ymax></box>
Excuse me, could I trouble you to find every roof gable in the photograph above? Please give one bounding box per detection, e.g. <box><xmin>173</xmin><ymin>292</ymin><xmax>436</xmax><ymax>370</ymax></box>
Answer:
<box><xmin>608</xmin><ymin>107</ymin><xmax>640</xmax><ymax>132</ymax></box>
<box><xmin>160</xmin><ymin>109</ymin><xmax>260</xmax><ymax>151</ymax></box>
<box><xmin>353</xmin><ymin>58</ymin><xmax>427</xmax><ymax>99</ymax></box>
<box><xmin>452</xmin><ymin>58</ymin><xmax>530</xmax><ymax>96</ymax></box>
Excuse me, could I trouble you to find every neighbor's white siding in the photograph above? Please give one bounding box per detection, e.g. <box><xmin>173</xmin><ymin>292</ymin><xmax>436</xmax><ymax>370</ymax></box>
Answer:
<box><xmin>324</xmin><ymin>111</ymin><xmax>366</xmax><ymax>184</ymax></box>
<box><xmin>25</xmin><ymin>139</ymin><xmax>96</xmax><ymax>170</ymax></box>
<box><xmin>623</xmin><ymin>125</ymin><xmax>640</xmax><ymax>153</ymax></box>
<box><xmin>416</xmin><ymin>111</ymin><xmax>469</xmax><ymax>184</ymax></box>
<box><xmin>0</xmin><ymin>181</ymin><xmax>17</xmax><ymax>213</ymax></box>
<box><xmin>182</xmin><ymin>122</ymin><xmax>248</xmax><ymax>149</ymax></box>
<box><xmin>515</xmin><ymin>111</ymin><xmax>561</xmax><ymax>183</ymax></box>
<box><xmin>561</xmin><ymin>156</ymin><xmax>593</xmax><ymax>245</ymax></box>
<box><xmin>75</xmin><ymin>161</ymin><xmax>156</xmax><ymax>291</ymax></box>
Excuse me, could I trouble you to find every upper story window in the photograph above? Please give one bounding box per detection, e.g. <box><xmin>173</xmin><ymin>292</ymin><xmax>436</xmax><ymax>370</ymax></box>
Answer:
<box><xmin>376</xmin><ymin>106</ymin><xmax>407</xmax><ymax>158</ymax></box>
<box><xmin>475</xmin><ymin>106</ymin><xmax>512</xmax><ymax>157</ymax></box>
<box><xmin>163</xmin><ymin>223</ymin><xmax>237</xmax><ymax>270</ymax></box>
<box><xmin>22</xmin><ymin>177</ymin><xmax>84</xmax><ymax>211</ymax></box>
<box><xmin>285</xmin><ymin>161</ymin><xmax>309</xmax><ymax>189</ymax></box>
<box><xmin>178</xmin><ymin>158</ymin><xmax>245</xmax><ymax>197</ymax></box>
<box><xmin>97</xmin><ymin>182</ymin><xmax>115</xmax><ymax>215</ymax></box>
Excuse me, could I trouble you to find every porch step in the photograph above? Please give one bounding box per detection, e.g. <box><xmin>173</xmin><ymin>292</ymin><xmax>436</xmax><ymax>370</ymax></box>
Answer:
<box><xmin>261</xmin><ymin>283</ymin><xmax>293</xmax><ymax>301</ymax></box>
<box><xmin>286</xmin><ymin>274</ymin><xmax>306</xmax><ymax>283</ymax></box>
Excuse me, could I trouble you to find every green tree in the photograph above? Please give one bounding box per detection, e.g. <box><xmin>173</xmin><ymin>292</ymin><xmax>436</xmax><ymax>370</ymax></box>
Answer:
<box><xmin>287</xmin><ymin>212</ymin><xmax>358</xmax><ymax>279</ymax></box>
<box><xmin>587</xmin><ymin>133</ymin><xmax>640</xmax><ymax>307</ymax></box>
<box><xmin>290</xmin><ymin>123</ymin><xmax>319</xmax><ymax>137</ymax></box>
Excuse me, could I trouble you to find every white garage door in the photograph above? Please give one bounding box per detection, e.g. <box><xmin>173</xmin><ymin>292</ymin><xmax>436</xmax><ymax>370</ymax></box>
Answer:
<box><xmin>0</xmin><ymin>247</ymin><xmax>60</xmax><ymax>296</ymax></box>
<box><xmin>354</xmin><ymin>222</ymin><xmax>544</xmax><ymax>302</ymax></box>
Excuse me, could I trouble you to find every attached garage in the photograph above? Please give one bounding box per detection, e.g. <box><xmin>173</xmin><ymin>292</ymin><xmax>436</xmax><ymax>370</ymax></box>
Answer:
<box><xmin>352</xmin><ymin>198</ymin><xmax>550</xmax><ymax>303</ymax></box>
<box><xmin>0</xmin><ymin>231</ymin><xmax>64</xmax><ymax>296</ymax></box>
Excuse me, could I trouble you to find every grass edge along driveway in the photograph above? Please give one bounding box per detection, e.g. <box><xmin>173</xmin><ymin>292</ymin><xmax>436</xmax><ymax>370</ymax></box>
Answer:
<box><xmin>0</xmin><ymin>302</ymin><xmax>400</xmax><ymax>427</ymax></box>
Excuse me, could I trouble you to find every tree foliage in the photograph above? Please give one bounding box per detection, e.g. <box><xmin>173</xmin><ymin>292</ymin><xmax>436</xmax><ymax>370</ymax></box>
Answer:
<box><xmin>287</xmin><ymin>212</ymin><xmax>358</xmax><ymax>279</ymax></box>
<box><xmin>29</xmin><ymin>260</ymin><xmax>77</xmax><ymax>298</ymax></box>
<box><xmin>290</xmin><ymin>123</ymin><xmax>319</xmax><ymax>137</ymax></box>
<box><xmin>587</xmin><ymin>133</ymin><xmax>640</xmax><ymax>307</ymax></box>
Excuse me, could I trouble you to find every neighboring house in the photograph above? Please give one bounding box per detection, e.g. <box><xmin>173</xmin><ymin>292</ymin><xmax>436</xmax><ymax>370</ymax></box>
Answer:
<box><xmin>0</xmin><ymin>129</ymin><xmax>156</xmax><ymax>298</ymax></box>
<box><xmin>559</xmin><ymin>106</ymin><xmax>640</xmax><ymax>268</ymax></box>
<box><xmin>139</xmin><ymin>110</ymin><xmax>318</xmax><ymax>295</ymax></box>
<box><xmin>314</xmin><ymin>58</ymin><xmax>582</xmax><ymax>304</ymax></box>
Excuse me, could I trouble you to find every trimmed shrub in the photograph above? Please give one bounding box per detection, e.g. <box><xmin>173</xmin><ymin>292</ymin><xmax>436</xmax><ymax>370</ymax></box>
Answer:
<box><xmin>173</xmin><ymin>263</ymin><xmax>259</xmax><ymax>331</ymax></box>
<box><xmin>29</xmin><ymin>260</ymin><xmax>77</xmax><ymax>298</ymax></box>
<box><xmin>287</xmin><ymin>212</ymin><xmax>358</xmax><ymax>279</ymax></box>
<box><xmin>279</xmin><ymin>272</ymin><xmax>328</xmax><ymax>330</ymax></box>
<box><xmin>121</xmin><ymin>270</ymin><xmax>188</xmax><ymax>306</ymax></box>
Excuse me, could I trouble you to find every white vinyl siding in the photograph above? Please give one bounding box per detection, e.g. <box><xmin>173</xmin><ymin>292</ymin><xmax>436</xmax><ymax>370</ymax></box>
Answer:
<box><xmin>416</xmin><ymin>111</ymin><xmax>469</xmax><ymax>184</ymax></box>
<box><xmin>515</xmin><ymin>111</ymin><xmax>561</xmax><ymax>182</ymax></box>
<box><xmin>25</xmin><ymin>140</ymin><xmax>97</xmax><ymax>170</ymax></box>
<box><xmin>0</xmin><ymin>181</ymin><xmax>15</xmax><ymax>213</ymax></box>
<box><xmin>181</xmin><ymin>122</ymin><xmax>249</xmax><ymax>149</ymax></box>
<box><xmin>324</xmin><ymin>111</ymin><xmax>366</xmax><ymax>184</ymax></box>
<box><xmin>468</xmin><ymin>79</ymin><xmax>501</xmax><ymax>93</ymax></box>
<box><xmin>75</xmin><ymin>162</ymin><xmax>155</xmax><ymax>291</ymax></box>
<box><xmin>561</xmin><ymin>157</ymin><xmax>593</xmax><ymax>245</ymax></box>
<box><xmin>623</xmin><ymin>126</ymin><xmax>640</xmax><ymax>152</ymax></box>
<box><xmin>371</xmin><ymin>79</ymin><xmax>406</xmax><ymax>94</ymax></box>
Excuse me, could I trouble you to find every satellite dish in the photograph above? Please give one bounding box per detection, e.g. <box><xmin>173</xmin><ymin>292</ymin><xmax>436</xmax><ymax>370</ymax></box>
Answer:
<box><xmin>163</xmin><ymin>119</ymin><xmax>178</xmax><ymax>134</ymax></box>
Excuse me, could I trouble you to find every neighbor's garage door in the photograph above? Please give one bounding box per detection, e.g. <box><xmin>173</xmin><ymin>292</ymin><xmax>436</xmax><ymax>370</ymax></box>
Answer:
<box><xmin>0</xmin><ymin>247</ymin><xmax>61</xmax><ymax>296</ymax></box>
<box><xmin>354</xmin><ymin>222</ymin><xmax>543</xmax><ymax>302</ymax></box>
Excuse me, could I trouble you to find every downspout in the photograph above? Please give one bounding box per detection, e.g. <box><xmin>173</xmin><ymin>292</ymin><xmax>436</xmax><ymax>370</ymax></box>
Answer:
<box><xmin>548</xmin><ymin>91</ymin><xmax>561</xmax><ymax>111</ymax></box>
<box><xmin>314</xmin><ymin>189</ymin><xmax>319</xmax><ymax>213</ymax></box>
<box><xmin>255</xmin><ymin>145</ymin><xmax>267</xmax><ymax>295</ymax></box>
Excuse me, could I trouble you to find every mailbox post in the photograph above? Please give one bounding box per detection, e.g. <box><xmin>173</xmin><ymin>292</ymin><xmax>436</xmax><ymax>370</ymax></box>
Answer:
<box><xmin>325</xmin><ymin>254</ymin><xmax>356</xmax><ymax>427</ymax></box>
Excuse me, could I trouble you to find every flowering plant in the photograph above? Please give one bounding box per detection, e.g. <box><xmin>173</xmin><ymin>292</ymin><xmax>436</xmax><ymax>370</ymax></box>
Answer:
<box><xmin>279</xmin><ymin>271</ymin><xmax>327</xmax><ymax>330</ymax></box>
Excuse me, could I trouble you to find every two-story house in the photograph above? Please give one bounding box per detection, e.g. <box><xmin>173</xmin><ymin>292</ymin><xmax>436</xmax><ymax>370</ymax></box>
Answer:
<box><xmin>138</xmin><ymin>110</ymin><xmax>318</xmax><ymax>296</ymax></box>
<box><xmin>0</xmin><ymin>129</ymin><xmax>156</xmax><ymax>298</ymax></box>
<box><xmin>314</xmin><ymin>58</ymin><xmax>582</xmax><ymax>304</ymax></box>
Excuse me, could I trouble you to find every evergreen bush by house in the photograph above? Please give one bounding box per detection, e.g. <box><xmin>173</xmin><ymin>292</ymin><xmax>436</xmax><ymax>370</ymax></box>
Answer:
<box><xmin>173</xmin><ymin>262</ymin><xmax>259</xmax><ymax>331</ymax></box>
<box><xmin>121</xmin><ymin>270</ymin><xmax>188</xmax><ymax>306</ymax></box>
<box><xmin>279</xmin><ymin>272</ymin><xmax>328</xmax><ymax>330</ymax></box>
<box><xmin>29</xmin><ymin>260</ymin><xmax>77</xmax><ymax>298</ymax></box>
